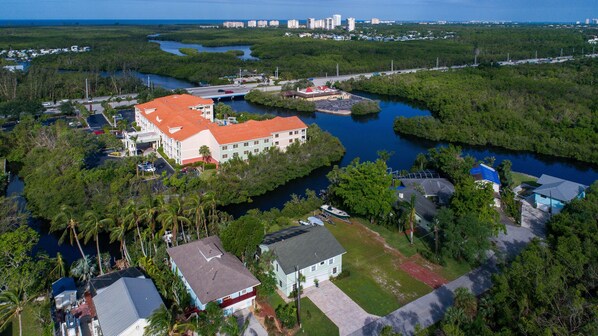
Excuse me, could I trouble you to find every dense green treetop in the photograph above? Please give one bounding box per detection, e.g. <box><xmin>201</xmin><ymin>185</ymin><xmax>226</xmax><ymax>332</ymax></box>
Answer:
<box><xmin>348</xmin><ymin>59</ymin><xmax>598</xmax><ymax>164</ymax></box>
<box><xmin>327</xmin><ymin>158</ymin><xmax>396</xmax><ymax>221</ymax></box>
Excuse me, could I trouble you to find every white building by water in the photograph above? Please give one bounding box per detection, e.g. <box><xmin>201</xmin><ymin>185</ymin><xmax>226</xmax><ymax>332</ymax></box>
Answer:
<box><xmin>287</xmin><ymin>19</ymin><xmax>300</xmax><ymax>29</ymax></box>
<box><xmin>347</xmin><ymin>17</ymin><xmax>356</xmax><ymax>32</ymax></box>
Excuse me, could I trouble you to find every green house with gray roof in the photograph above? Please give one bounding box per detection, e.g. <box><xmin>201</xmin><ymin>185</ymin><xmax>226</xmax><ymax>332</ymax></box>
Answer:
<box><xmin>259</xmin><ymin>225</ymin><xmax>346</xmax><ymax>297</ymax></box>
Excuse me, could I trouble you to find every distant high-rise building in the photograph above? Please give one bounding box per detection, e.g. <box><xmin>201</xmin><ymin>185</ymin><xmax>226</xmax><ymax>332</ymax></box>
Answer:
<box><xmin>371</xmin><ymin>18</ymin><xmax>380</xmax><ymax>25</ymax></box>
<box><xmin>287</xmin><ymin>19</ymin><xmax>300</xmax><ymax>29</ymax></box>
<box><xmin>325</xmin><ymin>17</ymin><xmax>334</xmax><ymax>30</ymax></box>
<box><xmin>586</xmin><ymin>18</ymin><xmax>591</xmax><ymax>25</ymax></box>
<box><xmin>347</xmin><ymin>17</ymin><xmax>356</xmax><ymax>32</ymax></box>
<box><xmin>269</xmin><ymin>20</ymin><xmax>280</xmax><ymax>27</ymax></box>
<box><xmin>333</xmin><ymin>14</ymin><xmax>342</xmax><ymax>27</ymax></box>
<box><xmin>223</xmin><ymin>21</ymin><xmax>244</xmax><ymax>28</ymax></box>
<box><xmin>247</xmin><ymin>20</ymin><xmax>257</xmax><ymax>28</ymax></box>
<box><xmin>257</xmin><ymin>20</ymin><xmax>268</xmax><ymax>28</ymax></box>
<box><xmin>307</xmin><ymin>18</ymin><xmax>316</xmax><ymax>29</ymax></box>
<box><xmin>593</xmin><ymin>18</ymin><xmax>598</xmax><ymax>24</ymax></box>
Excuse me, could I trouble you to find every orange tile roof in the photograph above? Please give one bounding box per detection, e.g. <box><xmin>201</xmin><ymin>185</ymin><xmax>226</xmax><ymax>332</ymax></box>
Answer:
<box><xmin>135</xmin><ymin>94</ymin><xmax>214</xmax><ymax>141</ymax></box>
<box><xmin>136</xmin><ymin>94</ymin><xmax>307</xmax><ymax>144</ymax></box>
<box><xmin>209</xmin><ymin>117</ymin><xmax>307</xmax><ymax>145</ymax></box>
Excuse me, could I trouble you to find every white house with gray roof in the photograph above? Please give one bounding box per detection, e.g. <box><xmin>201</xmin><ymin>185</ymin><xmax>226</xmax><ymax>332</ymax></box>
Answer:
<box><xmin>259</xmin><ymin>226</ymin><xmax>346</xmax><ymax>297</ymax></box>
<box><xmin>167</xmin><ymin>236</ymin><xmax>260</xmax><ymax>315</ymax></box>
<box><xmin>93</xmin><ymin>277</ymin><xmax>163</xmax><ymax>336</ymax></box>
<box><xmin>533</xmin><ymin>174</ymin><xmax>587</xmax><ymax>214</ymax></box>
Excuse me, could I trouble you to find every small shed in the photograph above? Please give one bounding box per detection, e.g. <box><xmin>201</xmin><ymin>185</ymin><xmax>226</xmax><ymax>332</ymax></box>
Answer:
<box><xmin>52</xmin><ymin>277</ymin><xmax>77</xmax><ymax>309</ymax></box>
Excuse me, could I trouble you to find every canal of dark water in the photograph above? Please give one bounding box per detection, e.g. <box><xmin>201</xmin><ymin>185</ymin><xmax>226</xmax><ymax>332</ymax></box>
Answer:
<box><xmin>6</xmin><ymin>87</ymin><xmax>598</xmax><ymax>262</ymax></box>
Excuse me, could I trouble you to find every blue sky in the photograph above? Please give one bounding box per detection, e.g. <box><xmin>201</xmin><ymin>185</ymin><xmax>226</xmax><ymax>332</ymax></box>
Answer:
<box><xmin>2</xmin><ymin>0</ymin><xmax>596</xmax><ymax>22</ymax></box>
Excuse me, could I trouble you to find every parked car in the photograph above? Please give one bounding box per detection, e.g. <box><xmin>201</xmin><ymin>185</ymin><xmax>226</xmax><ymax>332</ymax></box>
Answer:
<box><xmin>137</xmin><ymin>162</ymin><xmax>156</xmax><ymax>172</ymax></box>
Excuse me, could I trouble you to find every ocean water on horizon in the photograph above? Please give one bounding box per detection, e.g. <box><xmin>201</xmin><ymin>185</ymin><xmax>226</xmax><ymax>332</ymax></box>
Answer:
<box><xmin>0</xmin><ymin>19</ymin><xmax>293</xmax><ymax>26</ymax></box>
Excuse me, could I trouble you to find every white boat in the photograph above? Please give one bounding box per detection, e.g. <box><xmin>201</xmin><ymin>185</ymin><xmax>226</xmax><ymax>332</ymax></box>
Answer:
<box><xmin>320</xmin><ymin>205</ymin><xmax>350</xmax><ymax>218</ymax></box>
<box><xmin>299</xmin><ymin>220</ymin><xmax>310</xmax><ymax>226</ymax></box>
<box><xmin>307</xmin><ymin>216</ymin><xmax>324</xmax><ymax>226</ymax></box>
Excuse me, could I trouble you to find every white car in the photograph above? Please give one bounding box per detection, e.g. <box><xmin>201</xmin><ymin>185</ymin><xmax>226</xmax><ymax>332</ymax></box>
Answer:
<box><xmin>137</xmin><ymin>162</ymin><xmax>156</xmax><ymax>172</ymax></box>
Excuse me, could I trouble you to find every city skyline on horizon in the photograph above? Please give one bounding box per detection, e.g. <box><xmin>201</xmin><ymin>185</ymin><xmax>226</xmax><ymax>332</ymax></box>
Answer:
<box><xmin>2</xmin><ymin>0</ymin><xmax>597</xmax><ymax>23</ymax></box>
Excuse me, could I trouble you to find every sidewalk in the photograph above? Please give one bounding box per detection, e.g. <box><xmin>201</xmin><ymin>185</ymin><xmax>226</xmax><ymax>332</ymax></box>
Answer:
<box><xmin>349</xmin><ymin>224</ymin><xmax>539</xmax><ymax>336</ymax></box>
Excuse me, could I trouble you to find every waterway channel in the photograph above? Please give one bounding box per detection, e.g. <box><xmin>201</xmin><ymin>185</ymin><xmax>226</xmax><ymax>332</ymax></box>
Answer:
<box><xmin>7</xmin><ymin>85</ymin><xmax>598</xmax><ymax>263</ymax></box>
<box><xmin>220</xmin><ymin>92</ymin><xmax>598</xmax><ymax>216</ymax></box>
<box><xmin>149</xmin><ymin>39</ymin><xmax>258</xmax><ymax>61</ymax></box>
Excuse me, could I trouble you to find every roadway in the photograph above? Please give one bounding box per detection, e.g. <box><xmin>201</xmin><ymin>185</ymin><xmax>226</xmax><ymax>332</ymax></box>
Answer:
<box><xmin>41</xmin><ymin>54</ymin><xmax>595</xmax><ymax>108</ymax></box>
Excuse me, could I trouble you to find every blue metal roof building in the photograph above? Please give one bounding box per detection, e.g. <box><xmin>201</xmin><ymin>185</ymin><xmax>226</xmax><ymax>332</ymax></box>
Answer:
<box><xmin>470</xmin><ymin>164</ymin><xmax>500</xmax><ymax>185</ymax></box>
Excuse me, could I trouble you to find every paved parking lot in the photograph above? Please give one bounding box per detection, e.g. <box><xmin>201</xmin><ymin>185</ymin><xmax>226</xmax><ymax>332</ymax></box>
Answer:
<box><xmin>304</xmin><ymin>280</ymin><xmax>379</xmax><ymax>336</ymax></box>
<box><xmin>87</xmin><ymin>113</ymin><xmax>109</xmax><ymax>130</ymax></box>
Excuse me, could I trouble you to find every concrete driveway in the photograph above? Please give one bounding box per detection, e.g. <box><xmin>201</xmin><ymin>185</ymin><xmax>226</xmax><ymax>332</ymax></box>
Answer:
<box><xmin>234</xmin><ymin>308</ymin><xmax>267</xmax><ymax>336</ymax></box>
<box><xmin>304</xmin><ymin>280</ymin><xmax>379</xmax><ymax>336</ymax></box>
<box><xmin>350</xmin><ymin>224</ymin><xmax>540</xmax><ymax>336</ymax></box>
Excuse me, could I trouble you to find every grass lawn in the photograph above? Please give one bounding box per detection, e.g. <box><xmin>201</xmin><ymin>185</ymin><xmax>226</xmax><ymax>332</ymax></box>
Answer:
<box><xmin>297</xmin><ymin>297</ymin><xmax>338</xmax><ymax>336</ymax></box>
<box><xmin>0</xmin><ymin>299</ymin><xmax>50</xmax><ymax>336</ymax></box>
<box><xmin>265</xmin><ymin>293</ymin><xmax>338</xmax><ymax>336</ymax></box>
<box><xmin>326</xmin><ymin>220</ymin><xmax>432</xmax><ymax>316</ymax></box>
<box><xmin>512</xmin><ymin>171</ymin><xmax>539</xmax><ymax>187</ymax></box>
<box><xmin>360</xmin><ymin>219</ymin><xmax>471</xmax><ymax>281</ymax></box>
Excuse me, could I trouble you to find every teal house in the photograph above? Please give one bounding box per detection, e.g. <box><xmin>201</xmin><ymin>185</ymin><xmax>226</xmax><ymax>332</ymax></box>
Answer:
<box><xmin>533</xmin><ymin>174</ymin><xmax>587</xmax><ymax>214</ymax></box>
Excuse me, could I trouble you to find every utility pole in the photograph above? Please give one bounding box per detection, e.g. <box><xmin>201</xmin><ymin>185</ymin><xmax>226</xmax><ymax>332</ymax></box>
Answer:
<box><xmin>391</xmin><ymin>59</ymin><xmax>394</xmax><ymax>72</ymax></box>
<box><xmin>436</xmin><ymin>57</ymin><xmax>439</xmax><ymax>68</ymax></box>
<box><xmin>560</xmin><ymin>48</ymin><xmax>563</xmax><ymax>57</ymax></box>
<box><xmin>474</xmin><ymin>54</ymin><xmax>477</xmax><ymax>66</ymax></box>
<box><xmin>85</xmin><ymin>78</ymin><xmax>89</xmax><ymax>101</ymax></box>
<box><xmin>507</xmin><ymin>53</ymin><xmax>510</xmax><ymax>62</ymax></box>
<box><xmin>434</xmin><ymin>220</ymin><xmax>439</xmax><ymax>257</ymax></box>
<box><xmin>295</xmin><ymin>266</ymin><xmax>301</xmax><ymax>327</ymax></box>
<box><xmin>336</xmin><ymin>63</ymin><xmax>339</xmax><ymax>77</ymax></box>
<box><xmin>535</xmin><ymin>50</ymin><xmax>538</xmax><ymax>59</ymax></box>
<box><xmin>275</xmin><ymin>67</ymin><xmax>279</xmax><ymax>80</ymax></box>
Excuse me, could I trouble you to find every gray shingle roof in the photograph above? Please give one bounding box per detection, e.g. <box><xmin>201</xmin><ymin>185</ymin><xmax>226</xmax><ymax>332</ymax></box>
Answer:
<box><xmin>534</xmin><ymin>174</ymin><xmax>587</xmax><ymax>203</ymax></box>
<box><xmin>399</xmin><ymin>178</ymin><xmax>455</xmax><ymax>205</ymax></box>
<box><xmin>396</xmin><ymin>187</ymin><xmax>438</xmax><ymax>222</ymax></box>
<box><xmin>166</xmin><ymin>236</ymin><xmax>260</xmax><ymax>304</ymax></box>
<box><xmin>261</xmin><ymin>226</ymin><xmax>346</xmax><ymax>275</ymax></box>
<box><xmin>94</xmin><ymin>277</ymin><xmax>163</xmax><ymax>336</ymax></box>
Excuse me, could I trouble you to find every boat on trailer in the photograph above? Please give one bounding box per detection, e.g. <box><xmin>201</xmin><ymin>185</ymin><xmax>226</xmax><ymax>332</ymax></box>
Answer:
<box><xmin>320</xmin><ymin>204</ymin><xmax>350</xmax><ymax>218</ymax></box>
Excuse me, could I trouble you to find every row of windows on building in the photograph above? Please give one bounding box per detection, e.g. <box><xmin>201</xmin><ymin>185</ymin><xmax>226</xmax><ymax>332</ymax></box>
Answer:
<box><xmin>222</xmin><ymin>139</ymin><xmax>270</xmax><ymax>151</ymax></box>
<box><xmin>222</xmin><ymin>148</ymin><xmax>262</xmax><ymax>159</ymax></box>
<box><xmin>274</xmin><ymin>257</ymin><xmax>335</xmax><ymax>274</ymax></box>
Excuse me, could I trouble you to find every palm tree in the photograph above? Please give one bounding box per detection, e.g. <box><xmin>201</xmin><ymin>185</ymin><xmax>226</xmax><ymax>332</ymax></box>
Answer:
<box><xmin>158</xmin><ymin>197</ymin><xmax>191</xmax><ymax>246</ymax></box>
<box><xmin>184</xmin><ymin>194</ymin><xmax>209</xmax><ymax>239</ymax></box>
<box><xmin>82</xmin><ymin>211</ymin><xmax>113</xmax><ymax>275</ymax></box>
<box><xmin>70</xmin><ymin>255</ymin><xmax>98</xmax><ymax>283</ymax></box>
<box><xmin>144</xmin><ymin>304</ymin><xmax>194</xmax><ymax>336</ymax></box>
<box><xmin>123</xmin><ymin>201</ymin><xmax>147</xmax><ymax>257</ymax></box>
<box><xmin>221</xmin><ymin>315</ymin><xmax>249</xmax><ymax>336</ymax></box>
<box><xmin>51</xmin><ymin>205</ymin><xmax>86</xmax><ymax>260</ymax></box>
<box><xmin>199</xmin><ymin>145</ymin><xmax>211</xmax><ymax>165</ymax></box>
<box><xmin>47</xmin><ymin>252</ymin><xmax>67</xmax><ymax>281</ymax></box>
<box><xmin>110</xmin><ymin>218</ymin><xmax>132</xmax><ymax>265</ymax></box>
<box><xmin>140</xmin><ymin>195</ymin><xmax>164</xmax><ymax>256</ymax></box>
<box><xmin>403</xmin><ymin>194</ymin><xmax>417</xmax><ymax>245</ymax></box>
<box><xmin>140</xmin><ymin>195</ymin><xmax>162</xmax><ymax>238</ymax></box>
<box><xmin>0</xmin><ymin>289</ymin><xmax>30</xmax><ymax>336</ymax></box>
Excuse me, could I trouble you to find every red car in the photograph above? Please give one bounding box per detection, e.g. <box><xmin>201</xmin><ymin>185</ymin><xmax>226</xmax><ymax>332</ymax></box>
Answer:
<box><xmin>92</xmin><ymin>130</ymin><xmax>105</xmax><ymax>135</ymax></box>
<box><xmin>224</xmin><ymin>90</ymin><xmax>234</xmax><ymax>94</ymax></box>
